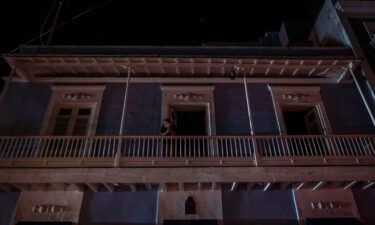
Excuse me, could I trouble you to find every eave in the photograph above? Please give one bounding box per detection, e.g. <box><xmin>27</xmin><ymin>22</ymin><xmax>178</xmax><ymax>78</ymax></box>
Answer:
<box><xmin>4</xmin><ymin>53</ymin><xmax>361</xmax><ymax>84</ymax></box>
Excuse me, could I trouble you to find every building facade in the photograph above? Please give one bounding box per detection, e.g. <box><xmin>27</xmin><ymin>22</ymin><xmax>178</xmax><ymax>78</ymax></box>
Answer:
<box><xmin>0</xmin><ymin>1</ymin><xmax>375</xmax><ymax>225</ymax></box>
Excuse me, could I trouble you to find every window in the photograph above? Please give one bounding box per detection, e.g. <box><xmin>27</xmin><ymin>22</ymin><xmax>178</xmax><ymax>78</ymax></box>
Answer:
<box><xmin>41</xmin><ymin>86</ymin><xmax>105</xmax><ymax>136</ymax></box>
<box><xmin>269</xmin><ymin>86</ymin><xmax>332</xmax><ymax>135</ymax></box>
<box><xmin>185</xmin><ymin>196</ymin><xmax>196</xmax><ymax>215</ymax></box>
<box><xmin>51</xmin><ymin>105</ymin><xmax>92</xmax><ymax>136</ymax></box>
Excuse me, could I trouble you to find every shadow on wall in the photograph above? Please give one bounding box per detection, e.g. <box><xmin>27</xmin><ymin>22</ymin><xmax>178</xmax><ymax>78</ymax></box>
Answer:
<box><xmin>0</xmin><ymin>192</ymin><xmax>20</xmax><ymax>225</ymax></box>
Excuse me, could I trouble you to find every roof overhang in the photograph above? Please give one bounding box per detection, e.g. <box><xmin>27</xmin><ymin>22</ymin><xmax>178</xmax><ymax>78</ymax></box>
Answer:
<box><xmin>5</xmin><ymin>54</ymin><xmax>361</xmax><ymax>84</ymax></box>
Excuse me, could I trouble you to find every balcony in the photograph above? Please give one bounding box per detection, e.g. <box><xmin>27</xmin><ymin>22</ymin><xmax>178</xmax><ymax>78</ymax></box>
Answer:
<box><xmin>0</xmin><ymin>135</ymin><xmax>374</xmax><ymax>168</ymax></box>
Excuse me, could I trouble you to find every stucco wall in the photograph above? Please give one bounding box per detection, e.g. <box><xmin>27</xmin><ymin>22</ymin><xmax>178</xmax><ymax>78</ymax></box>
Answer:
<box><xmin>247</xmin><ymin>84</ymin><xmax>279</xmax><ymax>135</ymax></box>
<box><xmin>0</xmin><ymin>83</ymin><xmax>51</xmax><ymax>135</ymax></box>
<box><xmin>96</xmin><ymin>83</ymin><xmax>162</xmax><ymax>135</ymax></box>
<box><xmin>0</xmin><ymin>192</ymin><xmax>20</xmax><ymax>225</ymax></box>
<box><xmin>321</xmin><ymin>83</ymin><xmax>375</xmax><ymax>134</ymax></box>
<box><xmin>79</xmin><ymin>191</ymin><xmax>158</xmax><ymax>225</ymax></box>
<box><xmin>214</xmin><ymin>84</ymin><xmax>250</xmax><ymax>135</ymax></box>
<box><xmin>214</xmin><ymin>83</ymin><xmax>278</xmax><ymax>135</ymax></box>
<box><xmin>352</xmin><ymin>187</ymin><xmax>375</xmax><ymax>225</ymax></box>
<box><xmin>221</xmin><ymin>190</ymin><xmax>298</xmax><ymax>225</ymax></box>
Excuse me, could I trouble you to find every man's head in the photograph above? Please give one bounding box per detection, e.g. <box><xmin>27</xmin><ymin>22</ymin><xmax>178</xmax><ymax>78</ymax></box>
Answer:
<box><xmin>163</xmin><ymin>118</ymin><xmax>172</xmax><ymax>128</ymax></box>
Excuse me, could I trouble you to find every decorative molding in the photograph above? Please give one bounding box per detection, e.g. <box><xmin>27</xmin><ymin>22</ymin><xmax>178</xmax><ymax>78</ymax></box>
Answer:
<box><xmin>282</xmin><ymin>93</ymin><xmax>310</xmax><ymax>102</ymax></box>
<box><xmin>32</xmin><ymin>204</ymin><xmax>70</xmax><ymax>214</ymax></box>
<box><xmin>174</xmin><ymin>92</ymin><xmax>203</xmax><ymax>102</ymax></box>
<box><xmin>310</xmin><ymin>201</ymin><xmax>349</xmax><ymax>210</ymax></box>
<box><xmin>269</xmin><ymin>85</ymin><xmax>332</xmax><ymax>135</ymax></box>
<box><xmin>62</xmin><ymin>92</ymin><xmax>96</xmax><ymax>101</ymax></box>
<box><xmin>40</xmin><ymin>85</ymin><xmax>106</xmax><ymax>136</ymax></box>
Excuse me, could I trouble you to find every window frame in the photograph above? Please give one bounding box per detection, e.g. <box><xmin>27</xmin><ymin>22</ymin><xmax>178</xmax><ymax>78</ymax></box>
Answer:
<box><xmin>40</xmin><ymin>85</ymin><xmax>106</xmax><ymax>136</ymax></box>
<box><xmin>268</xmin><ymin>85</ymin><xmax>332</xmax><ymax>135</ymax></box>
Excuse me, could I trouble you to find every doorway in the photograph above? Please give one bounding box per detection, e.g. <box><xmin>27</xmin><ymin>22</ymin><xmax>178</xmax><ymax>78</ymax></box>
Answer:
<box><xmin>282</xmin><ymin>105</ymin><xmax>324</xmax><ymax>135</ymax></box>
<box><xmin>170</xmin><ymin>105</ymin><xmax>208</xmax><ymax>136</ymax></box>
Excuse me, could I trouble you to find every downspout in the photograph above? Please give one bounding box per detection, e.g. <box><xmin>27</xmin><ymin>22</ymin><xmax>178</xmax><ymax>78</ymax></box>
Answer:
<box><xmin>114</xmin><ymin>66</ymin><xmax>132</xmax><ymax>167</ymax></box>
<box><xmin>243</xmin><ymin>73</ymin><xmax>260</xmax><ymax>166</ymax></box>
<box><xmin>243</xmin><ymin>73</ymin><xmax>255</xmax><ymax>135</ymax></box>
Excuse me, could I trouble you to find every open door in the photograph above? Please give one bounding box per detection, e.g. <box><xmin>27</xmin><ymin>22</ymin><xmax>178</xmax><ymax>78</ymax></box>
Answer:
<box><xmin>169</xmin><ymin>106</ymin><xmax>177</xmax><ymax>129</ymax></box>
<box><xmin>304</xmin><ymin>107</ymin><xmax>325</xmax><ymax>135</ymax></box>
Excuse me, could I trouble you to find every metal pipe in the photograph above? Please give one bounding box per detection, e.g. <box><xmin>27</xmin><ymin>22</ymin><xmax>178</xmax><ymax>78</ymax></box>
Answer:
<box><xmin>349</xmin><ymin>64</ymin><xmax>375</xmax><ymax>126</ymax></box>
<box><xmin>243</xmin><ymin>73</ymin><xmax>255</xmax><ymax>135</ymax></box>
<box><xmin>119</xmin><ymin>66</ymin><xmax>132</xmax><ymax>135</ymax></box>
<box><xmin>114</xmin><ymin>66</ymin><xmax>131</xmax><ymax>167</ymax></box>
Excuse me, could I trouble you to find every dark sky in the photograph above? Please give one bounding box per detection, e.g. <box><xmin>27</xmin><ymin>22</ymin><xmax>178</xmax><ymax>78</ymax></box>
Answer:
<box><xmin>0</xmin><ymin>0</ymin><xmax>324</xmax><ymax>74</ymax></box>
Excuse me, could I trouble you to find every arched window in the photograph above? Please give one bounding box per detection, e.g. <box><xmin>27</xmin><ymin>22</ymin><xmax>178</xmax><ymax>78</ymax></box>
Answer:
<box><xmin>185</xmin><ymin>196</ymin><xmax>196</xmax><ymax>214</ymax></box>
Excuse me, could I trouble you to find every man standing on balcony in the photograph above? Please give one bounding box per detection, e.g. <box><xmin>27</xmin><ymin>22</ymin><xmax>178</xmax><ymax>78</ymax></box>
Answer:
<box><xmin>160</xmin><ymin>118</ymin><xmax>176</xmax><ymax>136</ymax></box>
<box><xmin>160</xmin><ymin>118</ymin><xmax>176</xmax><ymax>157</ymax></box>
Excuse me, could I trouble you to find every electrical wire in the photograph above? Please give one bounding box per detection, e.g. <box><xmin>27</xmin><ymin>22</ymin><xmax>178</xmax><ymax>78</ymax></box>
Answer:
<box><xmin>39</xmin><ymin>0</ymin><xmax>59</xmax><ymax>45</ymax></box>
<box><xmin>0</xmin><ymin>0</ymin><xmax>112</xmax><ymax>61</ymax></box>
<box><xmin>47</xmin><ymin>0</ymin><xmax>65</xmax><ymax>45</ymax></box>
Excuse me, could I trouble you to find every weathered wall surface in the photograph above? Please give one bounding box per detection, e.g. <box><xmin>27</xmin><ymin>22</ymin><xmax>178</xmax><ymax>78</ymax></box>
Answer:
<box><xmin>0</xmin><ymin>83</ymin><xmax>51</xmax><ymax>135</ymax></box>
<box><xmin>214</xmin><ymin>83</ymin><xmax>278</xmax><ymax>135</ymax></box>
<box><xmin>96</xmin><ymin>83</ymin><xmax>162</xmax><ymax>135</ymax></box>
<box><xmin>321</xmin><ymin>83</ymin><xmax>375</xmax><ymax>134</ymax></box>
<box><xmin>79</xmin><ymin>191</ymin><xmax>158</xmax><ymax>225</ymax></box>
<box><xmin>247</xmin><ymin>84</ymin><xmax>279</xmax><ymax>135</ymax></box>
<box><xmin>221</xmin><ymin>190</ymin><xmax>298</xmax><ymax>225</ymax></box>
<box><xmin>214</xmin><ymin>84</ymin><xmax>250</xmax><ymax>135</ymax></box>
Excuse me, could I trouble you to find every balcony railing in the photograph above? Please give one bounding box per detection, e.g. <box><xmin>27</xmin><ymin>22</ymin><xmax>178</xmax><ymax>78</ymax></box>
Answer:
<box><xmin>0</xmin><ymin>135</ymin><xmax>374</xmax><ymax>167</ymax></box>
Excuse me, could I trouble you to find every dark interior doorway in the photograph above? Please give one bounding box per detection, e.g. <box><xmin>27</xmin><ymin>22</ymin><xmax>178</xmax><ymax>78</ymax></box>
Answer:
<box><xmin>171</xmin><ymin>106</ymin><xmax>207</xmax><ymax>135</ymax></box>
<box><xmin>164</xmin><ymin>220</ymin><xmax>218</xmax><ymax>225</ymax></box>
<box><xmin>282</xmin><ymin>105</ymin><xmax>324</xmax><ymax>135</ymax></box>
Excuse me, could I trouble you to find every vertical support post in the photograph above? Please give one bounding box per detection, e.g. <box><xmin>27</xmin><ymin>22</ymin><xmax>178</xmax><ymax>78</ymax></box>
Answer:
<box><xmin>349</xmin><ymin>63</ymin><xmax>375</xmax><ymax>126</ymax></box>
<box><xmin>114</xmin><ymin>66</ymin><xmax>131</xmax><ymax>167</ymax></box>
<box><xmin>243</xmin><ymin>73</ymin><xmax>260</xmax><ymax>166</ymax></box>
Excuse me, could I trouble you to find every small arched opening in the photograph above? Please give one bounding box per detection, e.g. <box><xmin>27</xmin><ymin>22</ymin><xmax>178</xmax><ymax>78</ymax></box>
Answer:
<box><xmin>185</xmin><ymin>196</ymin><xmax>196</xmax><ymax>215</ymax></box>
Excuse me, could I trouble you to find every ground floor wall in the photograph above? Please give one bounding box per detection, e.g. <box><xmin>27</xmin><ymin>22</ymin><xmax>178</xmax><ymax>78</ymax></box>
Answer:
<box><xmin>221</xmin><ymin>189</ymin><xmax>298</xmax><ymax>225</ymax></box>
<box><xmin>3</xmin><ymin>187</ymin><xmax>374</xmax><ymax>225</ymax></box>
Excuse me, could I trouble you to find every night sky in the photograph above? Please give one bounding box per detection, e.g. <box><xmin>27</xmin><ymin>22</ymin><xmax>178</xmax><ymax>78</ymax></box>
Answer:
<box><xmin>0</xmin><ymin>0</ymin><xmax>324</xmax><ymax>74</ymax></box>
